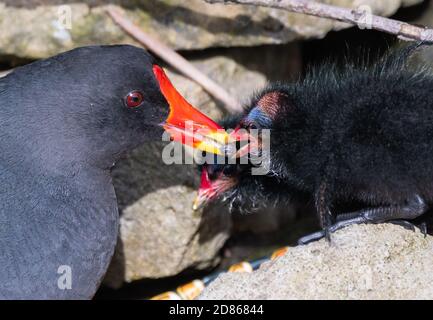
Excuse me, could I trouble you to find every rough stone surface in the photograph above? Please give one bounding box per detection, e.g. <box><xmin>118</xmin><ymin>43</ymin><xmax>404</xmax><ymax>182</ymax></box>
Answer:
<box><xmin>0</xmin><ymin>0</ymin><xmax>422</xmax><ymax>59</ymax></box>
<box><xmin>199</xmin><ymin>224</ymin><xmax>433</xmax><ymax>300</ymax></box>
<box><xmin>103</xmin><ymin>137</ymin><xmax>232</xmax><ymax>288</ymax></box>
<box><xmin>165</xmin><ymin>54</ymin><xmax>268</xmax><ymax>117</ymax></box>
<box><xmin>104</xmin><ymin>183</ymin><xmax>231</xmax><ymax>287</ymax></box>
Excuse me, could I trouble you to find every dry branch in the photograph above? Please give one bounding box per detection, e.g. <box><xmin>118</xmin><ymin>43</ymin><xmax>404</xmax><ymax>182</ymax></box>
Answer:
<box><xmin>206</xmin><ymin>0</ymin><xmax>433</xmax><ymax>43</ymax></box>
<box><xmin>0</xmin><ymin>70</ymin><xmax>11</xmax><ymax>78</ymax></box>
<box><xmin>106</xmin><ymin>6</ymin><xmax>242</xmax><ymax>113</ymax></box>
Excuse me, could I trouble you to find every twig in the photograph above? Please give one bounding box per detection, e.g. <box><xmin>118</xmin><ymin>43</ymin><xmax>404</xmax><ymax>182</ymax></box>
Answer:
<box><xmin>205</xmin><ymin>0</ymin><xmax>433</xmax><ymax>43</ymax></box>
<box><xmin>106</xmin><ymin>6</ymin><xmax>242</xmax><ymax>113</ymax></box>
<box><xmin>0</xmin><ymin>69</ymin><xmax>12</xmax><ymax>78</ymax></box>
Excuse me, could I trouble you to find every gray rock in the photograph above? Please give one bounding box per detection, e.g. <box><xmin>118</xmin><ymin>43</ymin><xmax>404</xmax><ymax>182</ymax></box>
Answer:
<box><xmin>0</xmin><ymin>0</ymin><xmax>422</xmax><ymax>59</ymax></box>
<box><xmin>104</xmin><ymin>183</ymin><xmax>232</xmax><ymax>287</ymax></box>
<box><xmin>199</xmin><ymin>224</ymin><xmax>433</xmax><ymax>299</ymax></box>
<box><xmin>103</xmin><ymin>140</ymin><xmax>233</xmax><ymax>288</ymax></box>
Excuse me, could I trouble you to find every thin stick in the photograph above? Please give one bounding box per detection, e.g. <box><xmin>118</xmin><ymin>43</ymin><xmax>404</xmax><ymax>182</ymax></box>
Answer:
<box><xmin>106</xmin><ymin>6</ymin><xmax>242</xmax><ymax>113</ymax></box>
<box><xmin>0</xmin><ymin>69</ymin><xmax>12</xmax><ymax>78</ymax></box>
<box><xmin>206</xmin><ymin>0</ymin><xmax>433</xmax><ymax>43</ymax></box>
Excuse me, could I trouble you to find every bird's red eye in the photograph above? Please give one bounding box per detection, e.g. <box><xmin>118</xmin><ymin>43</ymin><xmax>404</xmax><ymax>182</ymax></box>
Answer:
<box><xmin>125</xmin><ymin>91</ymin><xmax>144</xmax><ymax>108</ymax></box>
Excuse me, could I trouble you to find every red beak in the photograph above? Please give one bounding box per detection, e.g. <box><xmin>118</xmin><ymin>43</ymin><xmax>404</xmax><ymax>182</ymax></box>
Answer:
<box><xmin>153</xmin><ymin>65</ymin><xmax>230</xmax><ymax>155</ymax></box>
<box><xmin>193</xmin><ymin>166</ymin><xmax>236</xmax><ymax>210</ymax></box>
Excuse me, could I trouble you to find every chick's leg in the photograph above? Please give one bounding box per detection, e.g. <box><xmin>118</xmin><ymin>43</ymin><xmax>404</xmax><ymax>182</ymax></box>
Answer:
<box><xmin>314</xmin><ymin>181</ymin><xmax>333</xmax><ymax>242</ymax></box>
<box><xmin>298</xmin><ymin>194</ymin><xmax>427</xmax><ymax>245</ymax></box>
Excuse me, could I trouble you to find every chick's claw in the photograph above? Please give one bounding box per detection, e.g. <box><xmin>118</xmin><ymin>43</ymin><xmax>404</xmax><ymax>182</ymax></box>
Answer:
<box><xmin>298</xmin><ymin>219</ymin><xmax>423</xmax><ymax>246</ymax></box>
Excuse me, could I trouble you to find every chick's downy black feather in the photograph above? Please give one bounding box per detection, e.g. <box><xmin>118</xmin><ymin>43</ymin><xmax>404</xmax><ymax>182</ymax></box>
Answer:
<box><xmin>203</xmin><ymin>43</ymin><xmax>433</xmax><ymax>235</ymax></box>
<box><xmin>0</xmin><ymin>45</ymin><xmax>169</xmax><ymax>299</ymax></box>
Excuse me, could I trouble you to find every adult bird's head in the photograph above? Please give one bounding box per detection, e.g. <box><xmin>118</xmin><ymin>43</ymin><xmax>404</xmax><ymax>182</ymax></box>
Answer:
<box><xmin>194</xmin><ymin>86</ymin><xmax>301</xmax><ymax>212</ymax></box>
<box><xmin>2</xmin><ymin>45</ymin><xmax>174</xmax><ymax>170</ymax></box>
<box><xmin>3</xmin><ymin>45</ymin><xmax>228</xmax><ymax>170</ymax></box>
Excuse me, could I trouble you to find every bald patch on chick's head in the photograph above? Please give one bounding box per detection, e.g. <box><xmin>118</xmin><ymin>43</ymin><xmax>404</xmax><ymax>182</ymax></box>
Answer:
<box><xmin>243</xmin><ymin>91</ymin><xmax>291</xmax><ymax>128</ymax></box>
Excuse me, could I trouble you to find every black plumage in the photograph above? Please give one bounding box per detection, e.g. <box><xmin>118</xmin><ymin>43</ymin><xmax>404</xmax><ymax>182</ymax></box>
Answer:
<box><xmin>0</xmin><ymin>45</ymin><xmax>169</xmax><ymax>299</ymax></box>
<box><xmin>200</xmin><ymin>43</ymin><xmax>433</xmax><ymax>242</ymax></box>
